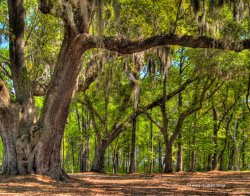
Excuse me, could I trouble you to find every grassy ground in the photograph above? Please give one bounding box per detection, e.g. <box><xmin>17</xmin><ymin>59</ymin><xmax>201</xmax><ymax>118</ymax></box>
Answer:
<box><xmin>0</xmin><ymin>171</ymin><xmax>249</xmax><ymax>195</ymax></box>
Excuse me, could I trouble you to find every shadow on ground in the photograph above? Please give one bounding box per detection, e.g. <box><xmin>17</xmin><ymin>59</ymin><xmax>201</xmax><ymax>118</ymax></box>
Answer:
<box><xmin>0</xmin><ymin>171</ymin><xmax>249</xmax><ymax>195</ymax></box>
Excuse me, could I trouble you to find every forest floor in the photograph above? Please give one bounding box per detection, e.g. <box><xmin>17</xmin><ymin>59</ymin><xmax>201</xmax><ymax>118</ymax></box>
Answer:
<box><xmin>0</xmin><ymin>171</ymin><xmax>249</xmax><ymax>195</ymax></box>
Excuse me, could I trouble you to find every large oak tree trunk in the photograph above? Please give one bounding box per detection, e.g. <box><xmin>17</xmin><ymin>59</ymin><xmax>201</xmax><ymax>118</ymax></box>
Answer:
<box><xmin>1</xmin><ymin>0</ymin><xmax>36</xmax><ymax>176</ymax></box>
<box><xmin>1</xmin><ymin>0</ymin><xmax>95</xmax><ymax>180</ymax></box>
<box><xmin>0</xmin><ymin>33</ymin><xmax>85</xmax><ymax>180</ymax></box>
<box><xmin>33</xmin><ymin>34</ymin><xmax>84</xmax><ymax>179</ymax></box>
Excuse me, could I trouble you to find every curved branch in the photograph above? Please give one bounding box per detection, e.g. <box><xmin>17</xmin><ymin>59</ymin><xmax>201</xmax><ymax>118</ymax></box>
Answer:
<box><xmin>82</xmin><ymin>34</ymin><xmax>250</xmax><ymax>53</ymax></box>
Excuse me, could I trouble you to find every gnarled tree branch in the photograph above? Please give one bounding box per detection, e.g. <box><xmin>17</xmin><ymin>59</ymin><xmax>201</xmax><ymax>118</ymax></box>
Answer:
<box><xmin>82</xmin><ymin>34</ymin><xmax>250</xmax><ymax>53</ymax></box>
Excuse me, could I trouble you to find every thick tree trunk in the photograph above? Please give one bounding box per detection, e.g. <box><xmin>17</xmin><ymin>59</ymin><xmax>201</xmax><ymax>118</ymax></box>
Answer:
<box><xmin>33</xmin><ymin>35</ymin><xmax>84</xmax><ymax>179</ymax></box>
<box><xmin>2</xmin><ymin>35</ymin><xmax>84</xmax><ymax>179</ymax></box>
<box><xmin>0</xmin><ymin>80</ymin><xmax>35</xmax><ymax>175</ymax></box>
<box><xmin>129</xmin><ymin>117</ymin><xmax>136</xmax><ymax>173</ymax></box>
<box><xmin>80</xmin><ymin>141</ymin><xmax>90</xmax><ymax>172</ymax></box>
<box><xmin>35</xmin><ymin>131</ymin><xmax>66</xmax><ymax>179</ymax></box>
<box><xmin>164</xmin><ymin>145</ymin><xmax>173</xmax><ymax>173</ymax></box>
<box><xmin>1</xmin><ymin>0</ymin><xmax>37</xmax><ymax>177</ymax></box>
<box><xmin>0</xmin><ymin>108</ymin><xmax>66</xmax><ymax>179</ymax></box>
<box><xmin>92</xmin><ymin>142</ymin><xmax>107</xmax><ymax>172</ymax></box>
<box><xmin>3</xmin><ymin>0</ymin><xmax>91</xmax><ymax>180</ymax></box>
<box><xmin>1</xmin><ymin>131</ymin><xmax>18</xmax><ymax>175</ymax></box>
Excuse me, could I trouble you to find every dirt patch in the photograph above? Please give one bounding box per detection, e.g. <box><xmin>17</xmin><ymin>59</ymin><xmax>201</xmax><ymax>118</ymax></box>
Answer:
<box><xmin>0</xmin><ymin>171</ymin><xmax>249</xmax><ymax>195</ymax></box>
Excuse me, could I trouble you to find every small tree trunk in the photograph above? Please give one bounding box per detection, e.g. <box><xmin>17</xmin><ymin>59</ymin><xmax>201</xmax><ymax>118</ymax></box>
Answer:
<box><xmin>149</xmin><ymin>116</ymin><xmax>153</xmax><ymax>173</ymax></box>
<box><xmin>158</xmin><ymin>139</ymin><xmax>163</xmax><ymax>172</ymax></box>
<box><xmin>71</xmin><ymin>142</ymin><xmax>75</xmax><ymax>173</ymax></box>
<box><xmin>80</xmin><ymin>141</ymin><xmax>90</xmax><ymax>172</ymax></box>
<box><xmin>176</xmin><ymin>52</ymin><xmax>183</xmax><ymax>172</ymax></box>
<box><xmin>191</xmin><ymin>150</ymin><xmax>196</xmax><ymax>172</ymax></box>
<box><xmin>242</xmin><ymin>151</ymin><xmax>246</xmax><ymax>169</ymax></box>
<box><xmin>203</xmin><ymin>153</ymin><xmax>206</xmax><ymax>171</ymax></box>
<box><xmin>113</xmin><ymin>151</ymin><xmax>119</xmax><ymax>174</ymax></box>
<box><xmin>129</xmin><ymin>117</ymin><xmax>136</xmax><ymax>173</ymax></box>
<box><xmin>176</xmin><ymin>133</ymin><xmax>182</xmax><ymax>172</ymax></box>
<box><xmin>219</xmin><ymin>151</ymin><xmax>224</xmax><ymax>171</ymax></box>
<box><xmin>212</xmin><ymin>133</ymin><xmax>218</xmax><ymax>170</ymax></box>
<box><xmin>187</xmin><ymin>139</ymin><xmax>191</xmax><ymax>171</ymax></box>
<box><xmin>212</xmin><ymin>106</ymin><xmax>218</xmax><ymax>170</ymax></box>
<box><xmin>207</xmin><ymin>154</ymin><xmax>212</xmax><ymax>171</ymax></box>
<box><xmin>219</xmin><ymin>116</ymin><xmax>231</xmax><ymax>171</ymax></box>
<box><xmin>191</xmin><ymin>124</ymin><xmax>196</xmax><ymax>172</ymax></box>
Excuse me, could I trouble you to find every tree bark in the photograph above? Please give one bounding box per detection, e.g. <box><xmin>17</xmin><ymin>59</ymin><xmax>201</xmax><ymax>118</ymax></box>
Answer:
<box><xmin>1</xmin><ymin>0</ymin><xmax>35</xmax><ymax>176</ymax></box>
<box><xmin>219</xmin><ymin>114</ymin><xmax>232</xmax><ymax>171</ymax></box>
<box><xmin>71</xmin><ymin>142</ymin><xmax>75</xmax><ymax>173</ymax></box>
<box><xmin>91</xmin><ymin>142</ymin><xmax>107</xmax><ymax>172</ymax></box>
<box><xmin>190</xmin><ymin>114</ymin><xmax>197</xmax><ymax>172</ymax></box>
<box><xmin>113</xmin><ymin>151</ymin><xmax>119</xmax><ymax>174</ymax></box>
<box><xmin>228</xmin><ymin>145</ymin><xmax>235</xmax><ymax>170</ymax></box>
<box><xmin>129</xmin><ymin>117</ymin><xmax>137</xmax><ymax>173</ymax></box>
<box><xmin>33</xmin><ymin>33</ymin><xmax>84</xmax><ymax>179</ymax></box>
<box><xmin>176</xmin><ymin>133</ymin><xmax>182</xmax><ymax>172</ymax></box>
<box><xmin>0</xmin><ymin>0</ymin><xmax>90</xmax><ymax>180</ymax></box>
<box><xmin>190</xmin><ymin>147</ymin><xmax>196</xmax><ymax>172</ymax></box>
<box><xmin>176</xmin><ymin>48</ymin><xmax>184</xmax><ymax>172</ymax></box>
<box><xmin>2</xmin><ymin>34</ymin><xmax>84</xmax><ymax>179</ymax></box>
<box><xmin>164</xmin><ymin>144</ymin><xmax>173</xmax><ymax>173</ymax></box>
<box><xmin>207</xmin><ymin>154</ymin><xmax>212</xmax><ymax>171</ymax></box>
<box><xmin>80</xmin><ymin>141</ymin><xmax>90</xmax><ymax>172</ymax></box>
<box><xmin>158</xmin><ymin>137</ymin><xmax>163</xmax><ymax>172</ymax></box>
<box><xmin>149</xmin><ymin>118</ymin><xmax>154</xmax><ymax>173</ymax></box>
<box><xmin>212</xmin><ymin>106</ymin><xmax>219</xmax><ymax>170</ymax></box>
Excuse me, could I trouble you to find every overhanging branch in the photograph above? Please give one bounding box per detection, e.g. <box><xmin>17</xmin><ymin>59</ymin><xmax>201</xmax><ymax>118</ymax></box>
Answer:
<box><xmin>82</xmin><ymin>34</ymin><xmax>250</xmax><ymax>53</ymax></box>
